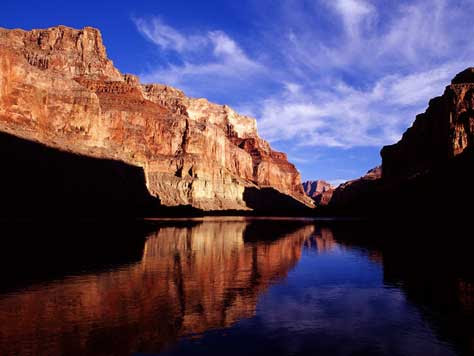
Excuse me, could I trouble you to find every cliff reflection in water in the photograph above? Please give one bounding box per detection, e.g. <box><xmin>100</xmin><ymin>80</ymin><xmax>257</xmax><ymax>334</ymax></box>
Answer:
<box><xmin>0</xmin><ymin>220</ymin><xmax>473</xmax><ymax>356</ymax></box>
<box><xmin>0</xmin><ymin>219</ymin><xmax>314</xmax><ymax>356</ymax></box>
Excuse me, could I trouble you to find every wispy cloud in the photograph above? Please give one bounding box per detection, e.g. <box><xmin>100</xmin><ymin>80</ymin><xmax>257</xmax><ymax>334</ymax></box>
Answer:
<box><xmin>133</xmin><ymin>16</ymin><xmax>265</xmax><ymax>96</ymax></box>
<box><xmin>327</xmin><ymin>179</ymin><xmax>348</xmax><ymax>187</ymax></box>
<box><xmin>287</xmin><ymin>155</ymin><xmax>311</xmax><ymax>165</ymax></box>
<box><xmin>133</xmin><ymin>17</ymin><xmax>207</xmax><ymax>53</ymax></box>
<box><xmin>326</xmin><ymin>0</ymin><xmax>375</xmax><ymax>39</ymax></box>
<box><xmin>283</xmin><ymin>0</ymin><xmax>474</xmax><ymax>75</ymax></box>
<box><xmin>256</xmin><ymin>60</ymin><xmax>470</xmax><ymax>148</ymax></box>
<box><xmin>248</xmin><ymin>0</ymin><xmax>474</xmax><ymax>148</ymax></box>
<box><xmin>132</xmin><ymin>0</ymin><xmax>474</xmax><ymax>153</ymax></box>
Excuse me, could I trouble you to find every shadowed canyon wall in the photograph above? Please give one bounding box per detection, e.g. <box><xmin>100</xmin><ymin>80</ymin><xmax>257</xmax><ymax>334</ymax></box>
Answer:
<box><xmin>382</xmin><ymin>67</ymin><xmax>474</xmax><ymax>180</ymax></box>
<box><xmin>0</xmin><ymin>26</ymin><xmax>313</xmax><ymax>213</ymax></box>
<box><xmin>320</xmin><ymin>68</ymin><xmax>474</xmax><ymax>217</ymax></box>
<box><xmin>0</xmin><ymin>131</ymin><xmax>160</xmax><ymax>217</ymax></box>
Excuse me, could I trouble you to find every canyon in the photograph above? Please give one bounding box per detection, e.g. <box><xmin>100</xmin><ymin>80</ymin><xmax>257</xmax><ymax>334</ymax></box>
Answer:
<box><xmin>2</xmin><ymin>25</ymin><xmax>473</xmax><ymax>217</ymax></box>
<box><xmin>0</xmin><ymin>25</ymin><xmax>313</xmax><ymax>215</ymax></box>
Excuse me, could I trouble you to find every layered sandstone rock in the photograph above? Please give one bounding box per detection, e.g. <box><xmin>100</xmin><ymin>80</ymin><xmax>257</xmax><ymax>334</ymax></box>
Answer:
<box><xmin>0</xmin><ymin>25</ymin><xmax>312</xmax><ymax>212</ymax></box>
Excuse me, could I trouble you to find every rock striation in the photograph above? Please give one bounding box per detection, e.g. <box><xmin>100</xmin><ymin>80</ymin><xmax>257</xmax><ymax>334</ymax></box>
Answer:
<box><xmin>0</xmin><ymin>25</ymin><xmax>313</xmax><ymax>213</ymax></box>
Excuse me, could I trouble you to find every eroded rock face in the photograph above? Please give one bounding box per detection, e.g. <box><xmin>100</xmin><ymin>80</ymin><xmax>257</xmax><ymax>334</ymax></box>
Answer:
<box><xmin>0</xmin><ymin>25</ymin><xmax>312</xmax><ymax>211</ymax></box>
<box><xmin>315</xmin><ymin>188</ymin><xmax>335</xmax><ymax>206</ymax></box>
<box><xmin>382</xmin><ymin>68</ymin><xmax>474</xmax><ymax>179</ymax></box>
<box><xmin>302</xmin><ymin>180</ymin><xmax>334</xmax><ymax>206</ymax></box>
<box><xmin>302</xmin><ymin>180</ymin><xmax>332</xmax><ymax>198</ymax></box>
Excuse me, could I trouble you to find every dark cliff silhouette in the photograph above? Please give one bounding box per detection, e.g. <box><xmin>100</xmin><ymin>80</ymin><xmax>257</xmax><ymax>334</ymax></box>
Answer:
<box><xmin>319</xmin><ymin>68</ymin><xmax>474</xmax><ymax>219</ymax></box>
<box><xmin>320</xmin><ymin>146</ymin><xmax>474</xmax><ymax>218</ymax></box>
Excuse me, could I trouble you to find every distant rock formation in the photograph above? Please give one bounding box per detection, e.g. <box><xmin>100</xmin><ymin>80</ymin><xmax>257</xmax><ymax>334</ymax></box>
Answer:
<box><xmin>0</xmin><ymin>25</ymin><xmax>313</xmax><ymax>214</ymax></box>
<box><xmin>315</xmin><ymin>188</ymin><xmax>335</xmax><ymax>206</ymax></box>
<box><xmin>302</xmin><ymin>180</ymin><xmax>332</xmax><ymax>197</ymax></box>
<box><xmin>302</xmin><ymin>180</ymin><xmax>334</xmax><ymax>206</ymax></box>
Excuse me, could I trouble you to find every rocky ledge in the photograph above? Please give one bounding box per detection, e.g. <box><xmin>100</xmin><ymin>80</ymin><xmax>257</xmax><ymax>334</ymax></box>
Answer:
<box><xmin>0</xmin><ymin>25</ymin><xmax>313</xmax><ymax>214</ymax></box>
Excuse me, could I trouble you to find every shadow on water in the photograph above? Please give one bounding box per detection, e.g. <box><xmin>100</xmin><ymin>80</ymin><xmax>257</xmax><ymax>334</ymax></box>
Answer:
<box><xmin>324</xmin><ymin>220</ymin><xmax>474</xmax><ymax>356</ymax></box>
<box><xmin>0</xmin><ymin>218</ymin><xmax>472</xmax><ymax>356</ymax></box>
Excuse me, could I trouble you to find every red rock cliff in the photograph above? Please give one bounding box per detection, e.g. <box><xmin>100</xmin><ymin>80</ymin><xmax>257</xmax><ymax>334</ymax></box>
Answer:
<box><xmin>0</xmin><ymin>25</ymin><xmax>313</xmax><ymax>211</ymax></box>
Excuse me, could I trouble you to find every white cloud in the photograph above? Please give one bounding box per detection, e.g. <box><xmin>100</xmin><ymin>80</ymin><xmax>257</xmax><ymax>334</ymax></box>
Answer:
<box><xmin>133</xmin><ymin>1</ymin><xmax>474</xmax><ymax>151</ymax></box>
<box><xmin>246</xmin><ymin>0</ymin><xmax>474</xmax><ymax>148</ymax></box>
<box><xmin>133</xmin><ymin>17</ymin><xmax>264</xmax><ymax>95</ymax></box>
<box><xmin>327</xmin><ymin>0</ymin><xmax>375</xmax><ymax>39</ymax></box>
<box><xmin>284</xmin><ymin>82</ymin><xmax>302</xmax><ymax>95</ymax></box>
<box><xmin>328</xmin><ymin>179</ymin><xmax>348</xmax><ymax>187</ymax></box>
<box><xmin>287</xmin><ymin>155</ymin><xmax>311</xmax><ymax>164</ymax></box>
<box><xmin>255</xmin><ymin>60</ymin><xmax>472</xmax><ymax>148</ymax></box>
<box><xmin>133</xmin><ymin>17</ymin><xmax>207</xmax><ymax>53</ymax></box>
<box><xmin>281</xmin><ymin>0</ymin><xmax>474</xmax><ymax>76</ymax></box>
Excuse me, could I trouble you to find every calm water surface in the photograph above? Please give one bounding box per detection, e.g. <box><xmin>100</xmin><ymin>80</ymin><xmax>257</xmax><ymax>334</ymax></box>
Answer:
<box><xmin>0</xmin><ymin>218</ymin><xmax>472</xmax><ymax>356</ymax></box>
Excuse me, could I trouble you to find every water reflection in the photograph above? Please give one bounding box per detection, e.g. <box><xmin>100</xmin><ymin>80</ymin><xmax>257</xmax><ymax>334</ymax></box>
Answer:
<box><xmin>0</xmin><ymin>219</ymin><xmax>472</xmax><ymax>356</ymax></box>
<box><xmin>326</xmin><ymin>222</ymin><xmax>474</xmax><ymax>356</ymax></box>
<box><xmin>0</xmin><ymin>219</ymin><xmax>314</xmax><ymax>356</ymax></box>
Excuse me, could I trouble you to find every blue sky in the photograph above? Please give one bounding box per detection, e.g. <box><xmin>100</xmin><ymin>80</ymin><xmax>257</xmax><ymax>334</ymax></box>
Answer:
<box><xmin>3</xmin><ymin>0</ymin><xmax>474</xmax><ymax>184</ymax></box>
